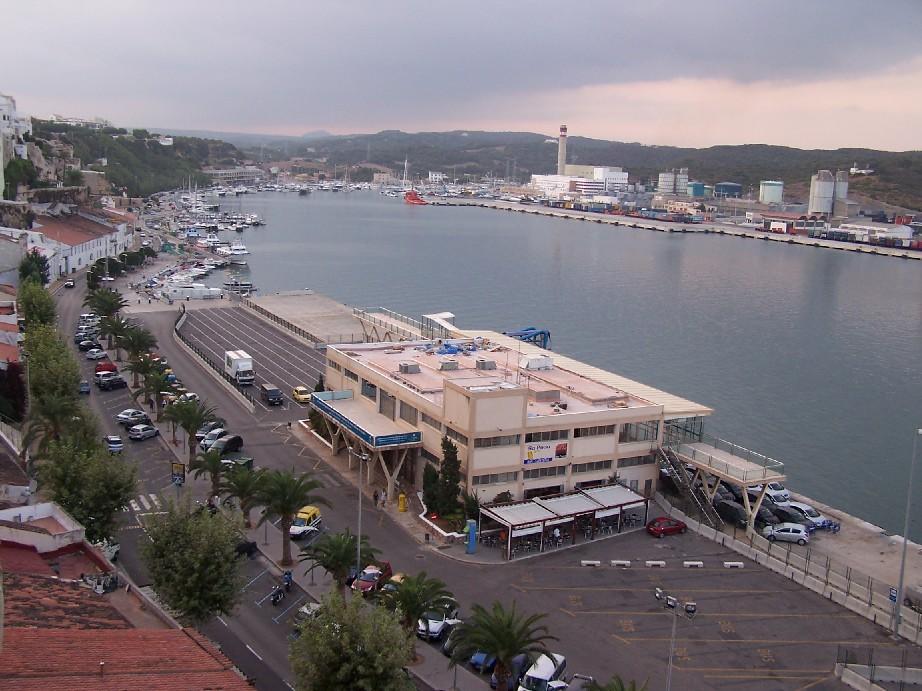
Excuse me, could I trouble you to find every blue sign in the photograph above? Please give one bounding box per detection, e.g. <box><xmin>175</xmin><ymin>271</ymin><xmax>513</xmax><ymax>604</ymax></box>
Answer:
<box><xmin>312</xmin><ymin>396</ymin><xmax>421</xmax><ymax>448</ymax></box>
<box><xmin>890</xmin><ymin>587</ymin><xmax>899</xmax><ymax>603</ymax></box>
<box><xmin>375</xmin><ymin>432</ymin><xmax>422</xmax><ymax>447</ymax></box>
<box><xmin>171</xmin><ymin>462</ymin><xmax>185</xmax><ymax>486</ymax></box>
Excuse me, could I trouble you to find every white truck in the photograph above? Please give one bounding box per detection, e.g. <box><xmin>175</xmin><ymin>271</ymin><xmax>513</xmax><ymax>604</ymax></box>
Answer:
<box><xmin>224</xmin><ymin>350</ymin><xmax>255</xmax><ymax>385</ymax></box>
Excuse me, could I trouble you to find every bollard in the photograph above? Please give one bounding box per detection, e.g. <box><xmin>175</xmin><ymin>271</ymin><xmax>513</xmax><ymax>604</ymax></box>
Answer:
<box><xmin>581</xmin><ymin>560</ymin><xmax>601</xmax><ymax>567</ymax></box>
<box><xmin>683</xmin><ymin>561</ymin><xmax>705</xmax><ymax>568</ymax></box>
<box><xmin>646</xmin><ymin>560</ymin><xmax>666</xmax><ymax>568</ymax></box>
<box><xmin>724</xmin><ymin>561</ymin><xmax>744</xmax><ymax>569</ymax></box>
<box><xmin>610</xmin><ymin>560</ymin><xmax>632</xmax><ymax>568</ymax></box>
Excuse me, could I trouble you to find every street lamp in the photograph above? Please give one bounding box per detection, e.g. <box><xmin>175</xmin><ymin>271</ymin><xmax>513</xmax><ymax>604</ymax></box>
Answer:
<box><xmin>655</xmin><ymin>587</ymin><xmax>697</xmax><ymax>691</ymax></box>
<box><xmin>348</xmin><ymin>446</ymin><xmax>371</xmax><ymax>576</ymax></box>
<box><xmin>893</xmin><ymin>428</ymin><xmax>922</xmax><ymax>634</ymax></box>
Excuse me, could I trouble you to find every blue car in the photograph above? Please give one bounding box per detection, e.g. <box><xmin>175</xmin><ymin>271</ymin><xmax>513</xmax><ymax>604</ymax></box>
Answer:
<box><xmin>78</xmin><ymin>380</ymin><xmax>91</xmax><ymax>395</ymax></box>
<box><xmin>470</xmin><ymin>651</ymin><xmax>497</xmax><ymax>674</ymax></box>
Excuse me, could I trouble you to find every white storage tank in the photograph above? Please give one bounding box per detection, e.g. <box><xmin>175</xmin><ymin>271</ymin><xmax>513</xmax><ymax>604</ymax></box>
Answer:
<box><xmin>759</xmin><ymin>180</ymin><xmax>784</xmax><ymax>205</ymax></box>
<box><xmin>808</xmin><ymin>170</ymin><xmax>835</xmax><ymax>215</ymax></box>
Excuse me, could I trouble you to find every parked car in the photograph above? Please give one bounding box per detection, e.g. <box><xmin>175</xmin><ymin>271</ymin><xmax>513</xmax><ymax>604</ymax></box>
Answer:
<box><xmin>105</xmin><ymin>435</ymin><xmax>124</xmax><ymax>453</ymax></box>
<box><xmin>470</xmin><ymin>651</ymin><xmax>497</xmax><ymax>675</ymax></box>
<box><xmin>95</xmin><ymin>361</ymin><xmax>118</xmax><ymax>374</ymax></box>
<box><xmin>441</xmin><ymin>627</ymin><xmax>463</xmax><ymax>657</ymax></box>
<box><xmin>78</xmin><ymin>380</ymin><xmax>91</xmax><ymax>395</ymax></box>
<box><xmin>95</xmin><ymin>371</ymin><xmax>120</xmax><ymax>387</ymax></box>
<box><xmin>63</xmin><ymin>279</ymin><xmax>75</xmax><ymax>288</ymax></box>
<box><xmin>116</xmin><ymin>408</ymin><xmax>150</xmax><ymax>426</ymax></box>
<box><xmin>517</xmin><ymin>653</ymin><xmax>567</xmax><ymax>691</ymax></box>
<box><xmin>380</xmin><ymin>572</ymin><xmax>406</xmax><ymax>595</ymax></box>
<box><xmin>78</xmin><ymin>313</ymin><xmax>99</xmax><ymax>325</ymax></box>
<box><xmin>78</xmin><ymin>340</ymin><xmax>100</xmax><ymax>352</ymax></box>
<box><xmin>128</xmin><ymin>424</ymin><xmax>159</xmax><ymax>441</ymax></box>
<box><xmin>220</xmin><ymin>456</ymin><xmax>255</xmax><ymax>472</ymax></box>
<box><xmin>491</xmin><ymin>653</ymin><xmax>528</xmax><ymax>690</ymax></box>
<box><xmin>758</xmin><ymin>492</ymin><xmax>792</xmax><ymax>508</ymax></box>
<box><xmin>98</xmin><ymin>376</ymin><xmax>127</xmax><ymax>391</ymax></box>
<box><xmin>714</xmin><ymin>499</ymin><xmax>748</xmax><ymax>528</ymax></box>
<box><xmin>754</xmin><ymin>505</ymin><xmax>780</xmax><ymax>526</ymax></box>
<box><xmin>748</xmin><ymin>481</ymin><xmax>790</xmax><ymax>503</ymax></box>
<box><xmin>416</xmin><ymin>606</ymin><xmax>460</xmax><ymax>640</ymax></box>
<box><xmin>786</xmin><ymin>501</ymin><xmax>828</xmax><ymax>529</ymax></box>
<box><xmin>762</xmin><ymin>522</ymin><xmax>809</xmax><ymax>545</ymax></box>
<box><xmin>74</xmin><ymin>331</ymin><xmax>97</xmax><ymax>344</ymax></box>
<box><xmin>351</xmin><ymin>561</ymin><xmax>393</xmax><ymax>595</ymax></box>
<box><xmin>292</xmin><ymin>385</ymin><xmax>313</xmax><ymax>403</ymax></box>
<box><xmin>770</xmin><ymin>505</ymin><xmax>811</xmax><ymax>525</ymax></box>
<box><xmin>86</xmin><ymin>348</ymin><xmax>108</xmax><ymax>360</ymax></box>
<box><xmin>210</xmin><ymin>434</ymin><xmax>243</xmax><ymax>455</ymax></box>
<box><xmin>173</xmin><ymin>392</ymin><xmax>200</xmax><ymax>404</ymax></box>
<box><xmin>199</xmin><ymin>428</ymin><xmax>227</xmax><ymax>451</ymax></box>
<box><xmin>289</xmin><ymin>602</ymin><xmax>322</xmax><ymax>639</ymax></box>
<box><xmin>646</xmin><ymin>516</ymin><xmax>687</xmax><ymax>538</ymax></box>
<box><xmin>195</xmin><ymin>419</ymin><xmax>226</xmax><ymax>441</ymax></box>
<box><xmin>289</xmin><ymin>505</ymin><xmax>323</xmax><ymax>540</ymax></box>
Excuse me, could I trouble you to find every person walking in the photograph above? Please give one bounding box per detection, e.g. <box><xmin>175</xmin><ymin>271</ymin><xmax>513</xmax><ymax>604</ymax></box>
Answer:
<box><xmin>372</xmin><ymin>489</ymin><xmax>379</xmax><ymax>507</ymax></box>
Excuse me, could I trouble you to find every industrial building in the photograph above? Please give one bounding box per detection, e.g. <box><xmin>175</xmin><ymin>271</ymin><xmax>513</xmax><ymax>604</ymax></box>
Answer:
<box><xmin>204</xmin><ymin>167</ymin><xmax>262</xmax><ymax>185</ymax></box>
<box><xmin>714</xmin><ymin>182</ymin><xmax>742</xmax><ymax>198</ymax></box>
<box><xmin>808</xmin><ymin>170</ymin><xmax>856</xmax><ymax>217</ymax></box>
<box><xmin>687</xmin><ymin>181</ymin><xmax>706</xmax><ymax>198</ymax></box>
<box><xmin>759</xmin><ymin>180</ymin><xmax>784</xmax><ymax>205</ymax></box>
<box><xmin>657</xmin><ymin>168</ymin><xmax>689</xmax><ymax>196</ymax></box>
<box><xmin>532</xmin><ymin>126</ymin><xmax>629</xmax><ymax>199</ymax></box>
<box><xmin>312</xmin><ymin>332</ymin><xmax>713</xmax><ymax>505</ymax></box>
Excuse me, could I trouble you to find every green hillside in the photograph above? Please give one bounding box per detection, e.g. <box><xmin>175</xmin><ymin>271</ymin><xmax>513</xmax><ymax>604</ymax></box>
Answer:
<box><xmin>31</xmin><ymin>120</ymin><xmax>243</xmax><ymax>197</ymax></box>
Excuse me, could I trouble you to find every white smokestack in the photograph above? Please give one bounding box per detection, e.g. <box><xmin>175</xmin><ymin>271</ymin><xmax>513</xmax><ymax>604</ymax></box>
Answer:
<box><xmin>557</xmin><ymin>124</ymin><xmax>567</xmax><ymax>175</ymax></box>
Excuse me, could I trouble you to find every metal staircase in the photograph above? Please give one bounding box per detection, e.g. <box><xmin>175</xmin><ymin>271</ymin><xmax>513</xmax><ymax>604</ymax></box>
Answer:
<box><xmin>658</xmin><ymin>446</ymin><xmax>722</xmax><ymax>528</ymax></box>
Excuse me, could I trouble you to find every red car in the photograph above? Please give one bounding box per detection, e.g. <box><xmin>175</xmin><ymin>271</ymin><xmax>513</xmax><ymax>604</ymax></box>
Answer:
<box><xmin>351</xmin><ymin>561</ymin><xmax>393</xmax><ymax>595</ymax></box>
<box><xmin>646</xmin><ymin>516</ymin><xmax>687</xmax><ymax>538</ymax></box>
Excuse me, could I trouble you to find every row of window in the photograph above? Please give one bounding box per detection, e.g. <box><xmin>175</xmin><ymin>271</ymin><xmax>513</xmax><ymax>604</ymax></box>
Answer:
<box><xmin>472</xmin><ymin>471</ymin><xmax>519</xmax><ymax>486</ymax></box>
<box><xmin>446</xmin><ymin>427</ymin><xmax>469</xmax><ymax>446</ymax></box>
<box><xmin>620</xmin><ymin>421</ymin><xmax>659</xmax><ymax>443</ymax></box>
<box><xmin>574</xmin><ymin>424</ymin><xmax>616</xmax><ymax>438</ymax></box>
<box><xmin>524</xmin><ymin>429</ymin><xmax>569</xmax><ymax>443</ymax></box>
<box><xmin>474</xmin><ymin>434</ymin><xmax>521</xmax><ymax>449</ymax></box>
<box><xmin>327</xmin><ymin>359</ymin><xmax>343</xmax><ymax>372</ymax></box>
<box><xmin>421</xmin><ymin>412</ymin><xmax>441</xmax><ymax>431</ymax></box>
<box><xmin>617</xmin><ymin>455</ymin><xmax>656</xmax><ymax>468</ymax></box>
<box><xmin>572</xmin><ymin>459</ymin><xmax>614</xmax><ymax>474</ymax></box>
<box><xmin>400</xmin><ymin>401</ymin><xmax>418</xmax><ymax>425</ymax></box>
<box><xmin>344</xmin><ymin>368</ymin><xmax>358</xmax><ymax>382</ymax></box>
<box><xmin>523</xmin><ymin>465</ymin><xmax>567</xmax><ymax>479</ymax></box>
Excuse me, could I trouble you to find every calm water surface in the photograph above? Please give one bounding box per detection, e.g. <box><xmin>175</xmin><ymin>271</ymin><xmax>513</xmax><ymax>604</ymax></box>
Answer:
<box><xmin>214</xmin><ymin>191</ymin><xmax>922</xmax><ymax>536</ymax></box>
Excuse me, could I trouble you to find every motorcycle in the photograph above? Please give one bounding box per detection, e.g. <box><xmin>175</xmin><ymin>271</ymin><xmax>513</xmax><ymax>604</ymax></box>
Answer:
<box><xmin>283</xmin><ymin>570</ymin><xmax>293</xmax><ymax>592</ymax></box>
<box><xmin>270</xmin><ymin>585</ymin><xmax>285</xmax><ymax>606</ymax></box>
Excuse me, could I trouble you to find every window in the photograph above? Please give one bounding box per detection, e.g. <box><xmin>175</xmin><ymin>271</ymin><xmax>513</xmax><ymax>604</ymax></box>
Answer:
<box><xmin>421</xmin><ymin>448</ymin><xmax>440</xmax><ymax>465</ymax></box>
<box><xmin>344</xmin><ymin>368</ymin><xmax>358</xmax><ymax>382</ymax></box>
<box><xmin>327</xmin><ymin>359</ymin><xmax>342</xmax><ymax>372</ymax></box>
<box><xmin>472</xmin><ymin>472</ymin><xmax>518</xmax><ymax>486</ymax></box>
<box><xmin>361</xmin><ymin>378</ymin><xmax>377</xmax><ymax>400</ymax></box>
<box><xmin>445</xmin><ymin>427</ymin><xmax>469</xmax><ymax>446</ymax></box>
<box><xmin>524</xmin><ymin>429</ymin><xmax>569</xmax><ymax>443</ymax></box>
<box><xmin>619</xmin><ymin>420</ymin><xmax>659</xmax><ymax>443</ymax></box>
<box><xmin>378</xmin><ymin>391</ymin><xmax>396</xmax><ymax>420</ymax></box>
<box><xmin>421</xmin><ymin>413</ymin><xmax>441</xmax><ymax>431</ymax></box>
<box><xmin>399</xmin><ymin>401</ymin><xmax>418</xmax><ymax>426</ymax></box>
<box><xmin>474</xmin><ymin>434</ymin><xmax>521</xmax><ymax>448</ymax></box>
<box><xmin>572</xmin><ymin>459</ymin><xmax>614</xmax><ymax>474</ymax></box>
<box><xmin>574</xmin><ymin>424</ymin><xmax>616</xmax><ymax>438</ymax></box>
<box><xmin>617</xmin><ymin>455</ymin><xmax>655</xmax><ymax>469</ymax></box>
<box><xmin>523</xmin><ymin>465</ymin><xmax>567</xmax><ymax>479</ymax></box>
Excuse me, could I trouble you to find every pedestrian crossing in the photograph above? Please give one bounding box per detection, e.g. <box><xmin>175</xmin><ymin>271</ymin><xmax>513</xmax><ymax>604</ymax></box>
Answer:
<box><xmin>127</xmin><ymin>492</ymin><xmax>165</xmax><ymax>514</ymax></box>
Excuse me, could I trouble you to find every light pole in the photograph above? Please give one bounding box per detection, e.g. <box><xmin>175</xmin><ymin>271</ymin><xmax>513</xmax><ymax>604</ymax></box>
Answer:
<box><xmin>655</xmin><ymin>587</ymin><xmax>697</xmax><ymax>691</ymax></box>
<box><xmin>348</xmin><ymin>446</ymin><xmax>370</xmax><ymax>575</ymax></box>
<box><xmin>893</xmin><ymin>428</ymin><xmax>922</xmax><ymax>634</ymax></box>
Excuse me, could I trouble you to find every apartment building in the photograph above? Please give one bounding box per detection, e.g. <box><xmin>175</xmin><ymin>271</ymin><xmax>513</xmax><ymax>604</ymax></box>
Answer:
<box><xmin>314</xmin><ymin>331</ymin><xmax>711</xmax><ymax>503</ymax></box>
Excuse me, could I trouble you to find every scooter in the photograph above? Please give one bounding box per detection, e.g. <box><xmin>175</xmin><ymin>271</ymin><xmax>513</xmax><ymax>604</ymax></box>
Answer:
<box><xmin>283</xmin><ymin>570</ymin><xmax>293</xmax><ymax>593</ymax></box>
<box><xmin>270</xmin><ymin>585</ymin><xmax>285</xmax><ymax>606</ymax></box>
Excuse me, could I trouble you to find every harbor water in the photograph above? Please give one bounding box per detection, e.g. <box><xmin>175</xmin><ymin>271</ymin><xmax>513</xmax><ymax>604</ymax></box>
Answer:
<box><xmin>212</xmin><ymin>191</ymin><xmax>922</xmax><ymax>537</ymax></box>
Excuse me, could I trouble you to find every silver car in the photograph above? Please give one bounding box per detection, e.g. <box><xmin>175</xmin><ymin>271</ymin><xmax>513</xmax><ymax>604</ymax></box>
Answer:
<box><xmin>762</xmin><ymin>522</ymin><xmax>809</xmax><ymax>546</ymax></box>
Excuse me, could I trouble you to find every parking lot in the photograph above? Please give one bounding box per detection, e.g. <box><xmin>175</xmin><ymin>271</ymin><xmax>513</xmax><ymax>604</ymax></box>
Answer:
<box><xmin>178</xmin><ymin>306</ymin><xmax>325</xmax><ymax>413</ymax></box>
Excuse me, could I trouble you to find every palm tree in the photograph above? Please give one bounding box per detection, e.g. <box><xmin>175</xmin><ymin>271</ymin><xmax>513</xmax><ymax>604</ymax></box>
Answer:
<box><xmin>190</xmin><ymin>448</ymin><xmax>225</xmax><ymax>499</ymax></box>
<box><xmin>382</xmin><ymin>571</ymin><xmax>456</xmax><ymax>638</ymax></box>
<box><xmin>299</xmin><ymin>528</ymin><xmax>378</xmax><ymax>595</ymax></box>
<box><xmin>121</xmin><ymin>326</ymin><xmax>158</xmax><ymax>373</ymax></box>
<box><xmin>163</xmin><ymin>399</ymin><xmax>216</xmax><ymax>462</ymax></box>
<box><xmin>258</xmin><ymin>469</ymin><xmax>331</xmax><ymax>566</ymax></box>
<box><xmin>22</xmin><ymin>395</ymin><xmax>80</xmax><ymax>463</ymax></box>
<box><xmin>99</xmin><ymin>314</ymin><xmax>132</xmax><ymax>359</ymax></box>
<box><xmin>450</xmin><ymin>602</ymin><xmax>558</xmax><ymax>691</ymax></box>
<box><xmin>124</xmin><ymin>354</ymin><xmax>155</xmax><ymax>389</ymax></box>
<box><xmin>585</xmin><ymin>677</ymin><xmax>649</xmax><ymax>691</ymax></box>
<box><xmin>220</xmin><ymin>466</ymin><xmax>266</xmax><ymax>528</ymax></box>
<box><xmin>83</xmin><ymin>287</ymin><xmax>128</xmax><ymax>318</ymax></box>
<box><xmin>132</xmin><ymin>369</ymin><xmax>171</xmax><ymax>420</ymax></box>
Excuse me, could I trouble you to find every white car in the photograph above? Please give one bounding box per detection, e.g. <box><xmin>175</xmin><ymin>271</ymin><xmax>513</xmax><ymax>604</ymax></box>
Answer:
<box><xmin>762</xmin><ymin>522</ymin><xmax>809</xmax><ymax>545</ymax></box>
<box><xmin>128</xmin><ymin>424</ymin><xmax>159</xmax><ymax>441</ymax></box>
<box><xmin>748</xmin><ymin>481</ymin><xmax>790</xmax><ymax>503</ymax></box>
<box><xmin>518</xmin><ymin>653</ymin><xmax>568</xmax><ymax>691</ymax></box>
<box><xmin>786</xmin><ymin>501</ymin><xmax>828</xmax><ymax>528</ymax></box>
<box><xmin>86</xmin><ymin>348</ymin><xmax>108</xmax><ymax>360</ymax></box>
<box><xmin>116</xmin><ymin>408</ymin><xmax>149</xmax><ymax>425</ymax></box>
<box><xmin>416</xmin><ymin>607</ymin><xmax>460</xmax><ymax>640</ymax></box>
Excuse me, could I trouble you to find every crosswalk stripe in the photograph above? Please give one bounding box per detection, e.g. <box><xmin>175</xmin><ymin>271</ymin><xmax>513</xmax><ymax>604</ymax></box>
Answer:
<box><xmin>149</xmin><ymin>493</ymin><xmax>161</xmax><ymax>509</ymax></box>
<box><xmin>138</xmin><ymin>494</ymin><xmax>151</xmax><ymax>510</ymax></box>
<box><xmin>129</xmin><ymin>500</ymin><xmax>141</xmax><ymax>512</ymax></box>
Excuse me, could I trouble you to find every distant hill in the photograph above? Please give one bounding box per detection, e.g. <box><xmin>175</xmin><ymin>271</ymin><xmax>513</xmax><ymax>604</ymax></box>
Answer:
<box><xmin>250</xmin><ymin>130</ymin><xmax>922</xmax><ymax>211</ymax></box>
<box><xmin>144</xmin><ymin>127</ymin><xmax>331</xmax><ymax>149</ymax></box>
<box><xmin>32</xmin><ymin>120</ymin><xmax>243</xmax><ymax>197</ymax></box>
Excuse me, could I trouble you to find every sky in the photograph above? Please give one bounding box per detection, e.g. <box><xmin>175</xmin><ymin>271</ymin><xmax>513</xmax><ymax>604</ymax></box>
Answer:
<box><xmin>3</xmin><ymin>0</ymin><xmax>921</xmax><ymax>150</ymax></box>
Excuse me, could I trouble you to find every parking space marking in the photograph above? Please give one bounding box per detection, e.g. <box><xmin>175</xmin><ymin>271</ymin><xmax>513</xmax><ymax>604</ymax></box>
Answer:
<box><xmin>241</xmin><ymin>569</ymin><xmax>269</xmax><ymax>592</ymax></box>
<box><xmin>516</xmin><ymin>585</ymin><xmax>786</xmax><ymax>595</ymax></box>
<box><xmin>138</xmin><ymin>494</ymin><xmax>151</xmax><ymax>510</ymax></box>
<box><xmin>272</xmin><ymin>595</ymin><xmax>305</xmax><ymax>624</ymax></box>
<box><xmin>567</xmin><ymin>609</ymin><xmax>859</xmax><ymax>619</ymax></box>
<box><xmin>616</xmin><ymin>637</ymin><xmax>896</xmax><ymax>646</ymax></box>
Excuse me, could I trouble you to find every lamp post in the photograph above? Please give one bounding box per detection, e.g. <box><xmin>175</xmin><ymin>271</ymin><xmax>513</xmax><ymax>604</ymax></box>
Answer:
<box><xmin>655</xmin><ymin>587</ymin><xmax>697</xmax><ymax>691</ymax></box>
<box><xmin>893</xmin><ymin>428</ymin><xmax>922</xmax><ymax>635</ymax></box>
<box><xmin>348</xmin><ymin>446</ymin><xmax>371</xmax><ymax>575</ymax></box>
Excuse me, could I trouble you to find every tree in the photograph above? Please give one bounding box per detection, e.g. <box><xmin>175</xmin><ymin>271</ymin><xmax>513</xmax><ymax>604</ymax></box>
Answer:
<box><xmin>0</xmin><ymin>362</ymin><xmax>27</xmax><ymax>422</ymax></box>
<box><xmin>299</xmin><ymin>528</ymin><xmax>378</xmax><ymax>596</ymax></box>
<box><xmin>4</xmin><ymin>158</ymin><xmax>37</xmax><ymax>199</ymax></box>
<box><xmin>585</xmin><ymin>677</ymin><xmax>649</xmax><ymax>691</ymax></box>
<box><xmin>463</xmin><ymin>491</ymin><xmax>481</xmax><ymax>520</ymax></box>
<box><xmin>18</xmin><ymin>251</ymin><xmax>51</xmax><ymax>285</ymax></box>
<box><xmin>83</xmin><ymin>287</ymin><xmax>128</xmax><ymax>318</ymax></box>
<box><xmin>437</xmin><ymin>436</ymin><xmax>461</xmax><ymax>515</ymax></box>
<box><xmin>124</xmin><ymin>352</ymin><xmax>155</xmax><ymax>389</ymax></box>
<box><xmin>22</xmin><ymin>324</ymin><xmax>79</xmax><ymax>403</ymax></box>
<box><xmin>37</xmin><ymin>440</ymin><xmax>136</xmax><ymax>542</ymax></box>
<box><xmin>381</xmin><ymin>571</ymin><xmax>456</xmax><ymax>640</ymax></box>
<box><xmin>220</xmin><ymin>466</ymin><xmax>266</xmax><ymax>528</ymax></box>
<box><xmin>174</xmin><ymin>399</ymin><xmax>216</xmax><ymax>462</ymax></box>
<box><xmin>190</xmin><ymin>448</ymin><xmax>225</xmax><ymax>500</ymax></box>
<box><xmin>422</xmin><ymin>463</ymin><xmax>439</xmax><ymax>511</ymax></box>
<box><xmin>258</xmin><ymin>469</ymin><xmax>330</xmax><ymax>566</ymax></box>
<box><xmin>99</xmin><ymin>314</ymin><xmax>132</xmax><ymax>357</ymax></box>
<box><xmin>132</xmin><ymin>369</ymin><xmax>171</xmax><ymax>420</ymax></box>
<box><xmin>18</xmin><ymin>279</ymin><xmax>55</xmax><ymax>326</ymax></box>
<box><xmin>64</xmin><ymin>169</ymin><xmax>85</xmax><ymax>187</ymax></box>
<box><xmin>290</xmin><ymin>590</ymin><xmax>414</xmax><ymax>691</ymax></box>
<box><xmin>450</xmin><ymin>602</ymin><xmax>557</xmax><ymax>691</ymax></box>
<box><xmin>141</xmin><ymin>502</ymin><xmax>244</xmax><ymax>625</ymax></box>
<box><xmin>23</xmin><ymin>395</ymin><xmax>80</xmax><ymax>462</ymax></box>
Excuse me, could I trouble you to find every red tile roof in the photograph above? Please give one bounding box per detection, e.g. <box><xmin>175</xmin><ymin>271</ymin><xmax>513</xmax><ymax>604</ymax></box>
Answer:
<box><xmin>0</xmin><ymin>542</ymin><xmax>54</xmax><ymax>576</ymax></box>
<box><xmin>0</xmin><ymin>343</ymin><xmax>20</xmax><ymax>363</ymax></box>
<box><xmin>1</xmin><ymin>571</ymin><xmax>130</xmax><ymax>629</ymax></box>
<box><xmin>33</xmin><ymin>214</ymin><xmax>114</xmax><ymax>247</ymax></box>
<box><xmin>0</xmin><ymin>628</ymin><xmax>251</xmax><ymax>690</ymax></box>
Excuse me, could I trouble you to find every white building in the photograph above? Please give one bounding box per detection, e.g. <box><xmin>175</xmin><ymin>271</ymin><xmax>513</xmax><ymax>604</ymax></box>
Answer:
<box><xmin>759</xmin><ymin>180</ymin><xmax>784</xmax><ymax>205</ymax></box>
<box><xmin>28</xmin><ymin>211</ymin><xmax>131</xmax><ymax>278</ymax></box>
<box><xmin>657</xmin><ymin>168</ymin><xmax>688</xmax><ymax>196</ymax></box>
<box><xmin>530</xmin><ymin>174</ymin><xmax>576</xmax><ymax>198</ymax></box>
<box><xmin>428</xmin><ymin>171</ymin><xmax>446</xmax><ymax>183</ymax></box>
<box><xmin>531</xmin><ymin>166</ymin><xmax>629</xmax><ymax>200</ymax></box>
<box><xmin>0</xmin><ymin>93</ymin><xmax>32</xmax><ymax>140</ymax></box>
<box><xmin>205</xmin><ymin>167</ymin><xmax>262</xmax><ymax>185</ymax></box>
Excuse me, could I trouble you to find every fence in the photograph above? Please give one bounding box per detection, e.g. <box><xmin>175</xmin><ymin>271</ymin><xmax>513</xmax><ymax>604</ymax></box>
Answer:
<box><xmin>655</xmin><ymin>492</ymin><xmax>922</xmax><ymax>645</ymax></box>
<box><xmin>242</xmin><ymin>297</ymin><xmax>364</xmax><ymax>346</ymax></box>
<box><xmin>836</xmin><ymin>645</ymin><xmax>922</xmax><ymax>689</ymax></box>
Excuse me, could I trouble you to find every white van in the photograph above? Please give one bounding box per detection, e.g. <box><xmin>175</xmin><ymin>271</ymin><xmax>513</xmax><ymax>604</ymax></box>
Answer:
<box><xmin>518</xmin><ymin>653</ymin><xmax>567</xmax><ymax>691</ymax></box>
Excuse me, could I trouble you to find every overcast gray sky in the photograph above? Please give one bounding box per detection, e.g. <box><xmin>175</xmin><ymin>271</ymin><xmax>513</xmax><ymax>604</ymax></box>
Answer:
<box><xmin>3</xmin><ymin>0</ymin><xmax>921</xmax><ymax>149</ymax></box>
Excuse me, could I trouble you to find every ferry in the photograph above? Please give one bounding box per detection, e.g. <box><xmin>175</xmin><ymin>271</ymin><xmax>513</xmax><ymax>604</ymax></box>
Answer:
<box><xmin>404</xmin><ymin>190</ymin><xmax>428</xmax><ymax>205</ymax></box>
<box><xmin>223</xmin><ymin>278</ymin><xmax>257</xmax><ymax>293</ymax></box>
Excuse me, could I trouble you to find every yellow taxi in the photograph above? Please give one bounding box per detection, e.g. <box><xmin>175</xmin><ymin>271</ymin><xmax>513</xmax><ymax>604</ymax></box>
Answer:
<box><xmin>289</xmin><ymin>505</ymin><xmax>322</xmax><ymax>540</ymax></box>
<box><xmin>292</xmin><ymin>385</ymin><xmax>313</xmax><ymax>403</ymax></box>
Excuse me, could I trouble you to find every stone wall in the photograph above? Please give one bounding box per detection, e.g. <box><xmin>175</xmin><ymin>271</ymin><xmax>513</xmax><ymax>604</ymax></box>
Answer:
<box><xmin>0</xmin><ymin>200</ymin><xmax>32</xmax><ymax>230</ymax></box>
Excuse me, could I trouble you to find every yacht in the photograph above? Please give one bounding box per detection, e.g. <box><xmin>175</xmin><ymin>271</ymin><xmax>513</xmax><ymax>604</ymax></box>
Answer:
<box><xmin>216</xmin><ymin>240</ymin><xmax>250</xmax><ymax>256</ymax></box>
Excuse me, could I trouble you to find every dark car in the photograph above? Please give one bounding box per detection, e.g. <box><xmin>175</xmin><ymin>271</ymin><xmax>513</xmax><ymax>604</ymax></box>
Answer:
<box><xmin>195</xmin><ymin>418</ymin><xmax>226</xmax><ymax>442</ymax></box>
<box><xmin>235</xmin><ymin>540</ymin><xmax>258</xmax><ymax>559</ymax></box>
<box><xmin>470</xmin><ymin>651</ymin><xmax>497</xmax><ymax>674</ymax></box>
<box><xmin>78</xmin><ymin>380</ymin><xmax>91</xmax><ymax>395</ymax></box>
<box><xmin>210</xmin><ymin>434</ymin><xmax>243</xmax><ymax>454</ymax></box>
<box><xmin>78</xmin><ymin>339</ymin><xmax>101</xmax><ymax>352</ymax></box>
<box><xmin>714</xmin><ymin>499</ymin><xmax>748</xmax><ymax>528</ymax></box>
<box><xmin>441</xmin><ymin>627</ymin><xmax>462</xmax><ymax>657</ymax></box>
<box><xmin>98</xmin><ymin>376</ymin><xmax>127</xmax><ymax>391</ymax></box>
<box><xmin>646</xmin><ymin>516</ymin><xmax>687</xmax><ymax>538</ymax></box>
<box><xmin>754</xmin><ymin>505</ymin><xmax>780</xmax><ymax>526</ymax></box>
<box><xmin>771</xmin><ymin>505</ymin><xmax>811</xmax><ymax>525</ymax></box>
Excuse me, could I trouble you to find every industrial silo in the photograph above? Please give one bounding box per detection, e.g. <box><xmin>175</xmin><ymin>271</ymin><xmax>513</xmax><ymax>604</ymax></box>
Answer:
<box><xmin>808</xmin><ymin>170</ymin><xmax>835</xmax><ymax>215</ymax></box>
<box><xmin>759</xmin><ymin>180</ymin><xmax>784</xmax><ymax>204</ymax></box>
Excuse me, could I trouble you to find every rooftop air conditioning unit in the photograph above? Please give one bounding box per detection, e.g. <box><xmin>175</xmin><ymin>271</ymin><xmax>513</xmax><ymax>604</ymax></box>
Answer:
<box><xmin>475</xmin><ymin>358</ymin><xmax>497</xmax><ymax>371</ymax></box>
<box><xmin>439</xmin><ymin>358</ymin><xmax>459</xmax><ymax>371</ymax></box>
<box><xmin>398</xmin><ymin>361</ymin><xmax>420</xmax><ymax>374</ymax></box>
